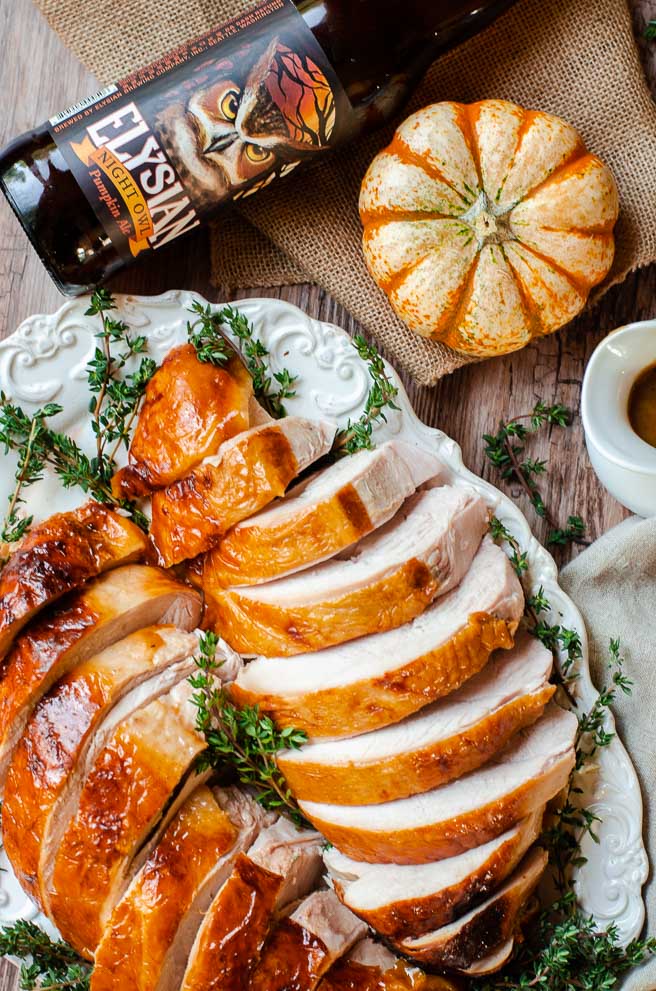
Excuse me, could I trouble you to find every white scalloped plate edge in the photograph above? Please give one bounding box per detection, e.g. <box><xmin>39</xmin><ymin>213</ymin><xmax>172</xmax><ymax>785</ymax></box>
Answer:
<box><xmin>0</xmin><ymin>291</ymin><xmax>648</xmax><ymax>946</ymax></box>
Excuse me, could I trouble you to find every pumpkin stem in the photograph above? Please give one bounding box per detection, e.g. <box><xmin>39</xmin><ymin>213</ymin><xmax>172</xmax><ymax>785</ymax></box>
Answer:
<box><xmin>462</xmin><ymin>191</ymin><xmax>513</xmax><ymax>249</ymax></box>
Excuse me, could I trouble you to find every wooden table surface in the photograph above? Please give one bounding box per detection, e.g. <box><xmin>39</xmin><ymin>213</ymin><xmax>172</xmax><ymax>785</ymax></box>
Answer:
<box><xmin>3</xmin><ymin>0</ymin><xmax>656</xmax><ymax>567</ymax></box>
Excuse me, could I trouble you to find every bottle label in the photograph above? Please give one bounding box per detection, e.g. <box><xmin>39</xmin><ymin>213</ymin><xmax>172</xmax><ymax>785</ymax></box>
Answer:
<box><xmin>47</xmin><ymin>0</ymin><xmax>347</xmax><ymax>260</ymax></box>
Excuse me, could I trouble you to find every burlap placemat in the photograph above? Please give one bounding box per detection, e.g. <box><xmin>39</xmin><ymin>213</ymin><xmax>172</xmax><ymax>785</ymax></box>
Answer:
<box><xmin>34</xmin><ymin>0</ymin><xmax>656</xmax><ymax>385</ymax></box>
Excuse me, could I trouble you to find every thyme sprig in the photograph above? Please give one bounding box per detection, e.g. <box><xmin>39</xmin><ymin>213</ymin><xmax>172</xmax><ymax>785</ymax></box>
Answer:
<box><xmin>186</xmin><ymin>302</ymin><xmax>297</xmax><ymax>418</ymax></box>
<box><xmin>489</xmin><ymin>515</ymin><xmax>530</xmax><ymax>577</ymax></box>
<box><xmin>472</xmin><ymin>891</ymin><xmax>656</xmax><ymax>991</ymax></box>
<box><xmin>0</xmin><ymin>920</ymin><xmax>91</xmax><ymax>989</ymax></box>
<box><xmin>0</xmin><ymin>397</ymin><xmax>63</xmax><ymax>553</ymax></box>
<box><xmin>489</xmin><ymin>519</ymin><xmax>634</xmax><ymax>898</ymax></box>
<box><xmin>474</xmin><ymin>638</ymin><xmax>654</xmax><ymax>990</ymax></box>
<box><xmin>526</xmin><ymin>578</ymin><xmax>583</xmax><ymax>684</ymax></box>
<box><xmin>186</xmin><ymin>302</ymin><xmax>232</xmax><ymax>366</ymax></box>
<box><xmin>477</xmin><ymin>518</ymin><xmax>650</xmax><ymax>987</ymax></box>
<box><xmin>544</xmin><ymin>638</ymin><xmax>634</xmax><ymax>893</ymax></box>
<box><xmin>84</xmin><ymin>289</ymin><xmax>156</xmax><ymax>470</ymax></box>
<box><xmin>189</xmin><ymin>632</ymin><xmax>308</xmax><ymax>826</ymax></box>
<box><xmin>334</xmin><ymin>336</ymin><xmax>400</xmax><ymax>454</ymax></box>
<box><xmin>0</xmin><ymin>290</ymin><xmax>154</xmax><ymax>545</ymax></box>
<box><xmin>0</xmin><ymin>398</ymin><xmax>149</xmax><ymax>535</ymax></box>
<box><xmin>222</xmin><ymin>305</ymin><xmax>297</xmax><ymax>418</ymax></box>
<box><xmin>484</xmin><ymin>402</ymin><xmax>588</xmax><ymax>547</ymax></box>
<box><xmin>489</xmin><ymin>517</ymin><xmax>581</xmax><ymax>706</ymax></box>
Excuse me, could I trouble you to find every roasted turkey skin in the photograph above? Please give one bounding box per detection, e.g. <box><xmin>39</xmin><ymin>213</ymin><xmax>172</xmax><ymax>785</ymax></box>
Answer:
<box><xmin>0</xmin><ymin>502</ymin><xmax>147</xmax><ymax>662</ymax></box>
<box><xmin>111</xmin><ymin>345</ymin><xmax>253</xmax><ymax>500</ymax></box>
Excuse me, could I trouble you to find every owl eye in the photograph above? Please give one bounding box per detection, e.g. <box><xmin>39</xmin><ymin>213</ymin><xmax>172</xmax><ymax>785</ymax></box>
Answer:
<box><xmin>219</xmin><ymin>88</ymin><xmax>240</xmax><ymax>122</ymax></box>
<box><xmin>245</xmin><ymin>144</ymin><xmax>272</xmax><ymax>163</ymax></box>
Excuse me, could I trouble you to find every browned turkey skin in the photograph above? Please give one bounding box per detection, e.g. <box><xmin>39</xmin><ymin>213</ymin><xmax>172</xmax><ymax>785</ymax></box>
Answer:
<box><xmin>111</xmin><ymin>345</ymin><xmax>253</xmax><ymax>500</ymax></box>
<box><xmin>0</xmin><ymin>502</ymin><xmax>147</xmax><ymax>662</ymax></box>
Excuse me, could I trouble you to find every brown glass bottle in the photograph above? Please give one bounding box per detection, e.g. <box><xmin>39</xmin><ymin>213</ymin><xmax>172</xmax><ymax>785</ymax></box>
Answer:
<box><xmin>0</xmin><ymin>0</ymin><xmax>516</xmax><ymax>295</ymax></box>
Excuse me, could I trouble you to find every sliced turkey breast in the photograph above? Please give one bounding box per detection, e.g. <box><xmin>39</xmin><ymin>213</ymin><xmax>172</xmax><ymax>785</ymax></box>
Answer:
<box><xmin>0</xmin><ymin>565</ymin><xmax>201</xmax><ymax>790</ymax></box>
<box><xmin>396</xmin><ymin>848</ymin><xmax>548</xmax><ymax>971</ymax></box>
<box><xmin>247</xmin><ymin>817</ymin><xmax>324</xmax><ymax>906</ymax></box>
<box><xmin>211</xmin><ymin>485</ymin><xmax>488</xmax><ymax>657</ymax></box>
<box><xmin>3</xmin><ymin>625</ymin><xmax>200</xmax><ymax>914</ymax></box>
<box><xmin>181</xmin><ymin>819</ymin><xmax>324</xmax><ymax>991</ymax></box>
<box><xmin>232</xmin><ymin>539</ymin><xmax>523</xmax><ymax>737</ymax></box>
<box><xmin>150</xmin><ymin>417</ymin><xmax>335</xmax><ymax>567</ymax></box>
<box><xmin>204</xmin><ymin>441</ymin><xmax>443</xmax><ymax>588</ymax></box>
<box><xmin>249</xmin><ymin>890</ymin><xmax>367</xmax><ymax>991</ymax></box>
<box><xmin>50</xmin><ymin>681</ymin><xmax>207</xmax><ymax>957</ymax></box>
<box><xmin>301</xmin><ymin>703</ymin><xmax>576</xmax><ymax>863</ymax></box>
<box><xmin>279</xmin><ymin>633</ymin><xmax>553</xmax><ymax>804</ymax></box>
<box><xmin>112</xmin><ymin>346</ymin><xmax>253</xmax><ymax>499</ymax></box>
<box><xmin>462</xmin><ymin>940</ymin><xmax>515</xmax><ymax>976</ymax></box>
<box><xmin>91</xmin><ymin>785</ymin><xmax>269</xmax><ymax>991</ymax></box>
<box><xmin>0</xmin><ymin>502</ymin><xmax>147</xmax><ymax>662</ymax></box>
<box><xmin>319</xmin><ymin>939</ymin><xmax>457</xmax><ymax>990</ymax></box>
<box><xmin>325</xmin><ymin>808</ymin><xmax>543</xmax><ymax>938</ymax></box>
<box><xmin>348</xmin><ymin>940</ymin><xmax>399</xmax><ymax>969</ymax></box>
<box><xmin>319</xmin><ymin>940</ymin><xmax>397</xmax><ymax>991</ymax></box>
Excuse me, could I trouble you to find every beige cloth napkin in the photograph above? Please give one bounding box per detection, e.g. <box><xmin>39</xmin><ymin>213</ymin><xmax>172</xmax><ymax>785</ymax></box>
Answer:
<box><xmin>33</xmin><ymin>0</ymin><xmax>656</xmax><ymax>385</ymax></box>
<box><xmin>561</xmin><ymin>517</ymin><xmax>656</xmax><ymax>990</ymax></box>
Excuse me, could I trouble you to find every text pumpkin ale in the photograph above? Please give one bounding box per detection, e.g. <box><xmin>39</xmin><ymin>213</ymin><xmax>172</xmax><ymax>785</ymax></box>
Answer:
<box><xmin>0</xmin><ymin>0</ymin><xmax>517</xmax><ymax>294</ymax></box>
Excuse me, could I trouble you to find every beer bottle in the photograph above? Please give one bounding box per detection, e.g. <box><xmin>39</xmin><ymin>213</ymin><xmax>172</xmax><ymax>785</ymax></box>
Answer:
<box><xmin>0</xmin><ymin>0</ymin><xmax>516</xmax><ymax>294</ymax></box>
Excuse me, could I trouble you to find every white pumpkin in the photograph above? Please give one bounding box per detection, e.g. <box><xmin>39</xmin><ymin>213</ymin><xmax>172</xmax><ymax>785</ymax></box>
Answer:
<box><xmin>359</xmin><ymin>100</ymin><xmax>619</xmax><ymax>358</ymax></box>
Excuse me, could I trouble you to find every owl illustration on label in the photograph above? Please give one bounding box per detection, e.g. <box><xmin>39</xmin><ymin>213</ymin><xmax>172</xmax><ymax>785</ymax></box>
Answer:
<box><xmin>155</xmin><ymin>36</ymin><xmax>337</xmax><ymax>210</ymax></box>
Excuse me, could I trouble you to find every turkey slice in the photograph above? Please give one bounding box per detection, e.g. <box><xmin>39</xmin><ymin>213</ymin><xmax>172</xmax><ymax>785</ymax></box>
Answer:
<box><xmin>203</xmin><ymin>440</ymin><xmax>443</xmax><ymax>588</ymax></box>
<box><xmin>0</xmin><ymin>565</ymin><xmax>201</xmax><ymax>790</ymax></box>
<box><xmin>212</xmin><ymin>485</ymin><xmax>488</xmax><ymax>657</ymax></box>
<box><xmin>325</xmin><ymin>808</ymin><xmax>543</xmax><ymax>938</ymax></box>
<box><xmin>319</xmin><ymin>939</ymin><xmax>399</xmax><ymax>991</ymax></box>
<box><xmin>300</xmin><ymin>704</ymin><xmax>576</xmax><ymax>863</ymax></box>
<box><xmin>319</xmin><ymin>937</ymin><xmax>455</xmax><ymax>990</ymax></box>
<box><xmin>111</xmin><ymin>345</ymin><xmax>252</xmax><ymax>499</ymax></box>
<box><xmin>231</xmin><ymin>538</ymin><xmax>523</xmax><ymax>737</ymax></box>
<box><xmin>463</xmin><ymin>940</ymin><xmax>515</xmax><ymax>976</ymax></box>
<box><xmin>2</xmin><ymin>625</ymin><xmax>203</xmax><ymax>915</ymax></box>
<box><xmin>396</xmin><ymin>848</ymin><xmax>547</xmax><ymax>971</ymax></box>
<box><xmin>150</xmin><ymin>416</ymin><xmax>335</xmax><ymax>566</ymax></box>
<box><xmin>91</xmin><ymin>785</ymin><xmax>271</xmax><ymax>991</ymax></box>
<box><xmin>0</xmin><ymin>502</ymin><xmax>147</xmax><ymax>662</ymax></box>
<box><xmin>49</xmin><ymin>680</ymin><xmax>207</xmax><ymax>958</ymax></box>
<box><xmin>279</xmin><ymin>632</ymin><xmax>553</xmax><ymax>804</ymax></box>
<box><xmin>181</xmin><ymin>819</ymin><xmax>324</xmax><ymax>991</ymax></box>
<box><xmin>249</xmin><ymin>889</ymin><xmax>367</xmax><ymax>991</ymax></box>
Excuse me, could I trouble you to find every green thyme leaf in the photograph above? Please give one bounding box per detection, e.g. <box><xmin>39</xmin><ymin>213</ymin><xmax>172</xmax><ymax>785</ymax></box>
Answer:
<box><xmin>471</xmin><ymin>893</ymin><xmax>656</xmax><ymax>990</ymax></box>
<box><xmin>0</xmin><ymin>920</ymin><xmax>92</xmax><ymax>989</ymax></box>
<box><xmin>189</xmin><ymin>633</ymin><xmax>309</xmax><ymax>826</ymax></box>
<box><xmin>186</xmin><ymin>303</ymin><xmax>297</xmax><ymax>418</ymax></box>
<box><xmin>0</xmin><ymin>290</ymin><xmax>155</xmax><ymax>546</ymax></box>
<box><xmin>334</xmin><ymin>336</ymin><xmax>399</xmax><ymax>455</ymax></box>
<box><xmin>0</xmin><ymin>396</ymin><xmax>63</xmax><ymax>555</ymax></box>
<box><xmin>484</xmin><ymin>402</ymin><xmax>587</xmax><ymax>549</ymax></box>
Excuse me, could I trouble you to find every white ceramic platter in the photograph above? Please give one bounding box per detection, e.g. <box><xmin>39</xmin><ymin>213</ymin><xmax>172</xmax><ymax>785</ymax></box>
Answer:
<box><xmin>0</xmin><ymin>292</ymin><xmax>648</xmax><ymax>946</ymax></box>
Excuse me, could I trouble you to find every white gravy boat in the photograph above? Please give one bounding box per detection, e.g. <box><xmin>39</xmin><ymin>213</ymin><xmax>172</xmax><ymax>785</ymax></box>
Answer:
<box><xmin>582</xmin><ymin>320</ymin><xmax>656</xmax><ymax>518</ymax></box>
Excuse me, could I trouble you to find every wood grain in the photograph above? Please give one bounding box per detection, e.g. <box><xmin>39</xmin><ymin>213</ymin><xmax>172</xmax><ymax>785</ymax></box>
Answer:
<box><xmin>0</xmin><ymin>959</ymin><xmax>19</xmax><ymax>991</ymax></box>
<box><xmin>2</xmin><ymin>0</ymin><xmax>656</xmax><ymax>568</ymax></box>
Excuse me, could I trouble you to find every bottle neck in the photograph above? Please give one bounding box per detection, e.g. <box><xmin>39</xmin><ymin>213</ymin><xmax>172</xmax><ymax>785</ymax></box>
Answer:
<box><xmin>298</xmin><ymin>0</ymin><xmax>517</xmax><ymax>129</ymax></box>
